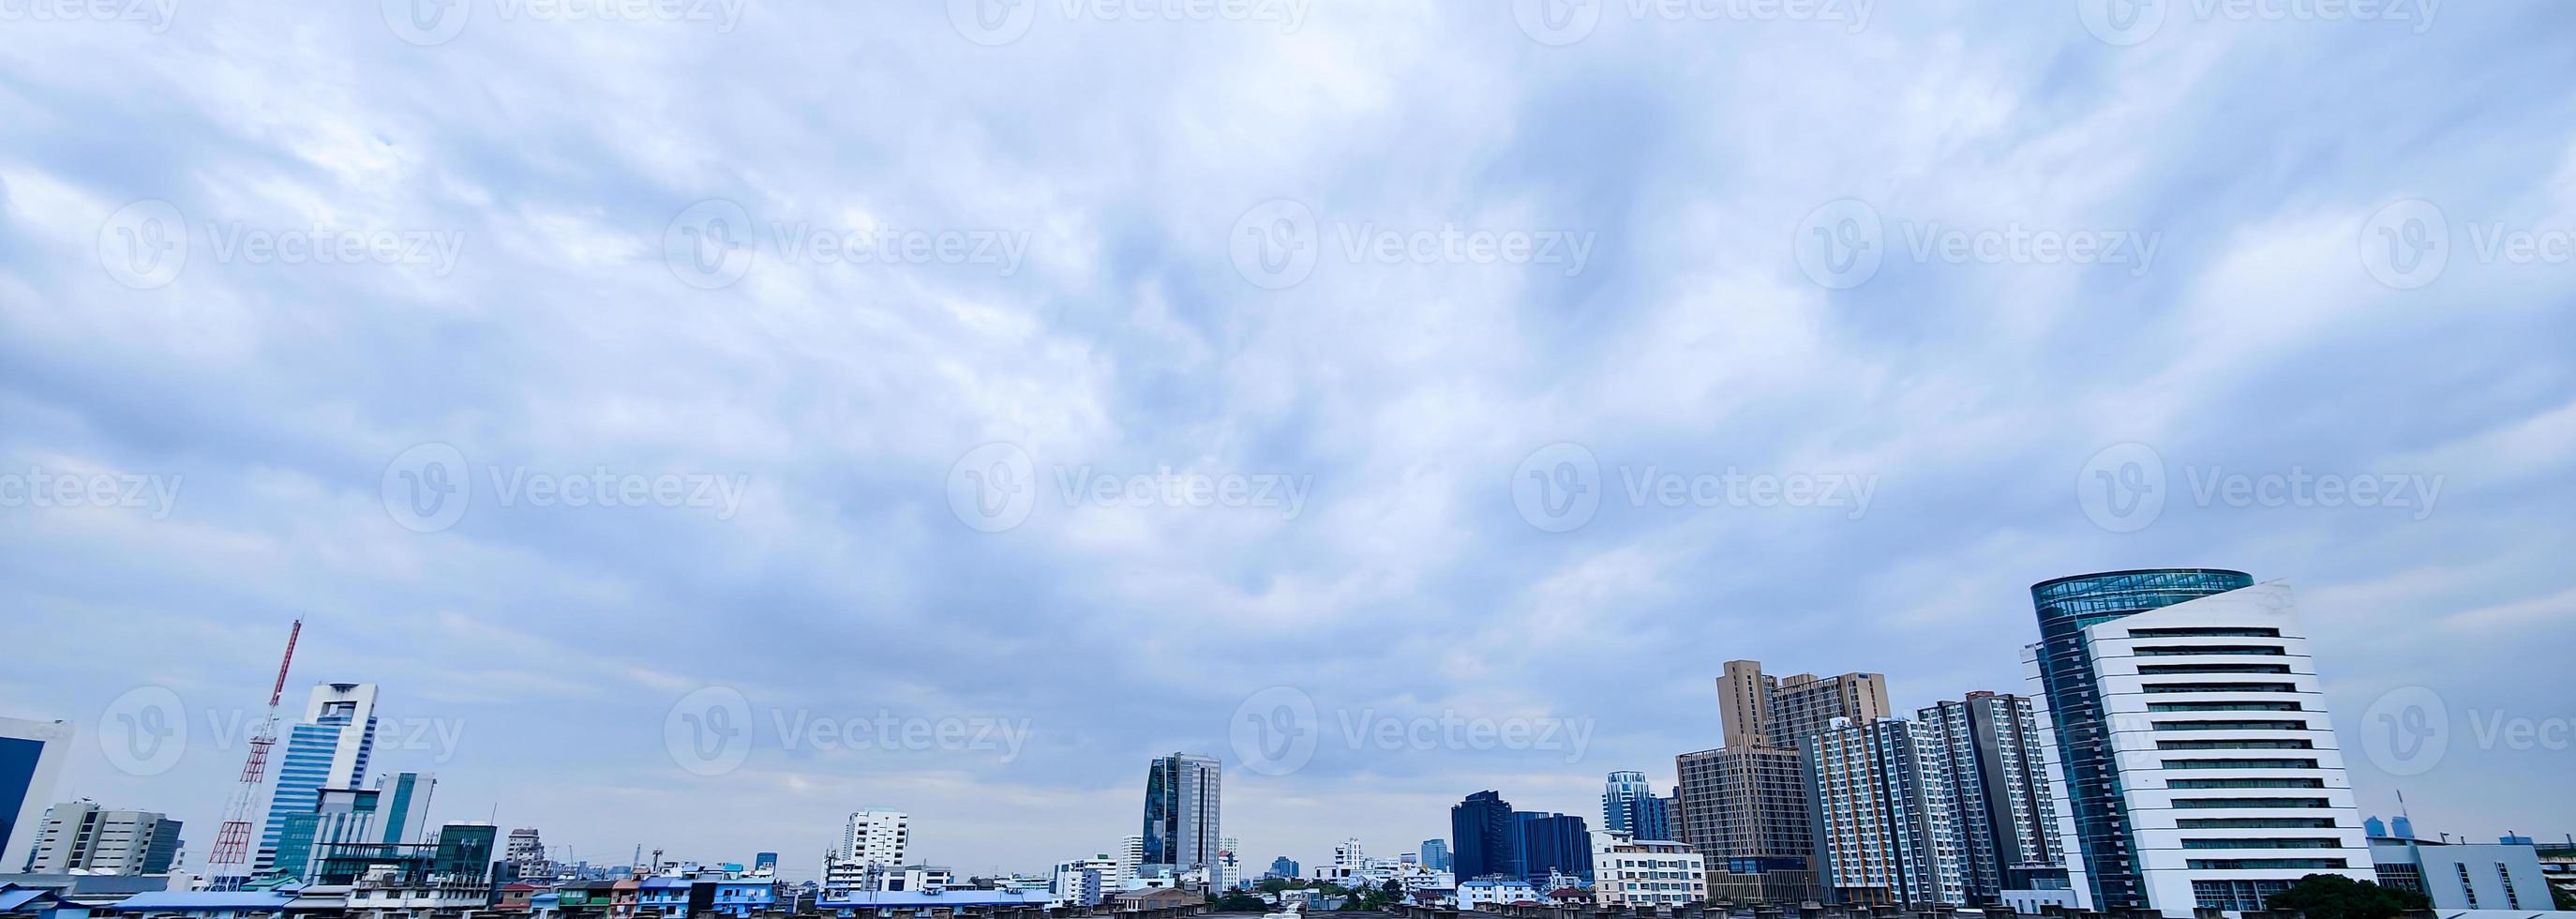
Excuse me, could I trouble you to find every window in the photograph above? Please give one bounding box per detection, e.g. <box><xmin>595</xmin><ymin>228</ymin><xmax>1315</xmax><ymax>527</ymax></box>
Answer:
<box><xmin>2180</xmin><ymin>837</ymin><xmax>2343</xmax><ymax>850</ymax></box>
<box><xmin>2168</xmin><ymin>778</ymin><xmax>2324</xmax><ymax>789</ymax></box>
<box><xmin>2163</xmin><ymin>758</ymin><xmax>2319</xmax><ymax>770</ymax></box>
<box><xmin>2458</xmin><ymin>865</ymin><xmax>2479</xmax><ymax>908</ymax></box>
<box><xmin>2134</xmin><ymin>627</ymin><xmax>2282</xmax><ymax>638</ymax></box>
<box><xmin>2157</xmin><ymin>739</ymin><xmax>2314</xmax><ymax>750</ymax></box>
<box><xmin>2134</xmin><ymin>645</ymin><xmax>2287</xmax><ymax>655</ymax></box>
<box><xmin>2187</xmin><ymin>858</ymin><xmax>2347</xmax><ymax>869</ymax></box>
<box><xmin>2145</xmin><ymin>682</ymin><xmax>2299</xmax><ymax>693</ymax></box>
<box><xmin>2150</xmin><ymin>701</ymin><xmax>2303</xmax><ymax>713</ymax></box>
<box><xmin>2138</xmin><ymin>663</ymin><xmax>2296</xmax><ymax>674</ymax></box>
<box><xmin>2177</xmin><ymin>818</ymin><xmax>2338</xmax><ymax>829</ymax></box>
<box><xmin>2173</xmin><ymin>797</ymin><xmax>2329</xmax><ymax>809</ymax></box>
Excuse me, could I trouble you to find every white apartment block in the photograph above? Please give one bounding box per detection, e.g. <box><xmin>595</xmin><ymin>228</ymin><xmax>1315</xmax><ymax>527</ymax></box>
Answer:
<box><xmin>840</xmin><ymin>810</ymin><xmax>908</xmax><ymax>865</ymax></box>
<box><xmin>1593</xmin><ymin>836</ymin><xmax>1707</xmax><ymax>909</ymax></box>
<box><xmin>2036</xmin><ymin>581</ymin><xmax>2374</xmax><ymax>915</ymax></box>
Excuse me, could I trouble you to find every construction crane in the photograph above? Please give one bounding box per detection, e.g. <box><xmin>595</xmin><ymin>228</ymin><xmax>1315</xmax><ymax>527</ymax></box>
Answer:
<box><xmin>205</xmin><ymin>619</ymin><xmax>302</xmax><ymax>889</ymax></box>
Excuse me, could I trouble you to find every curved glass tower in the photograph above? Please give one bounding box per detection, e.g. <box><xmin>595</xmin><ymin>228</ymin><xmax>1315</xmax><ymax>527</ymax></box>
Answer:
<box><xmin>2029</xmin><ymin>568</ymin><xmax>2253</xmax><ymax>911</ymax></box>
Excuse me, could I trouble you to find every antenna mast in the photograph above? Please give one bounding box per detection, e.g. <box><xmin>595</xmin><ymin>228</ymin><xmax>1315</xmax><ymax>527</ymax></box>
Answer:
<box><xmin>206</xmin><ymin>619</ymin><xmax>302</xmax><ymax>887</ymax></box>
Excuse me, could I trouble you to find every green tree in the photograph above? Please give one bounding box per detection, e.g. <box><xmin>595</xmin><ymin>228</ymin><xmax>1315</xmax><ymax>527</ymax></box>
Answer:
<box><xmin>2266</xmin><ymin>873</ymin><xmax>2430</xmax><ymax>919</ymax></box>
<box><xmin>1210</xmin><ymin>891</ymin><xmax>1268</xmax><ymax>911</ymax></box>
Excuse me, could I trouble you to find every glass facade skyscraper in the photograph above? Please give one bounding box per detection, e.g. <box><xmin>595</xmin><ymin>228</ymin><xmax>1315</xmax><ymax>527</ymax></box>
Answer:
<box><xmin>1601</xmin><ymin>771</ymin><xmax>1675</xmax><ymax>843</ymax></box>
<box><xmin>2031</xmin><ymin>569</ymin><xmax>2249</xmax><ymax>910</ymax></box>
<box><xmin>1450</xmin><ymin>791</ymin><xmax>1517</xmax><ymax>881</ymax></box>
<box><xmin>255</xmin><ymin>684</ymin><xmax>379</xmax><ymax>876</ymax></box>
<box><xmin>1140</xmin><ymin>753</ymin><xmax>1221</xmax><ymax>872</ymax></box>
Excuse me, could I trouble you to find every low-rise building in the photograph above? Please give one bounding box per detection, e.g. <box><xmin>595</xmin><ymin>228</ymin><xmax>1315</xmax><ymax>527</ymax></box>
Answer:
<box><xmin>1456</xmin><ymin>877</ymin><xmax>1539</xmax><ymax>911</ymax></box>
<box><xmin>2370</xmin><ymin>836</ymin><xmax>2559</xmax><ymax>911</ymax></box>
<box><xmin>1592</xmin><ymin>836</ymin><xmax>1706</xmax><ymax>909</ymax></box>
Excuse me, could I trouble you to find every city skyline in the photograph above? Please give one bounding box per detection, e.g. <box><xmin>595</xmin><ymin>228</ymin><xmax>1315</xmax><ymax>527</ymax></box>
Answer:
<box><xmin>6</xmin><ymin>0</ymin><xmax>2573</xmax><ymax>887</ymax></box>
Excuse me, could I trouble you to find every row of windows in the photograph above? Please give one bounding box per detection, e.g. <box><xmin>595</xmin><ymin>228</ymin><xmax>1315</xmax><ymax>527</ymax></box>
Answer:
<box><xmin>2157</xmin><ymin>740</ymin><xmax>2314</xmax><ymax>751</ymax></box>
<box><xmin>2130</xmin><ymin>626</ymin><xmax>2282</xmax><ymax>639</ymax></box>
<box><xmin>2187</xmin><ymin>858</ymin><xmax>2349</xmax><ymax>869</ymax></box>
<box><xmin>2149</xmin><ymin>701</ymin><xmax>2303</xmax><ymax>713</ymax></box>
<box><xmin>2164</xmin><ymin>758</ymin><xmax>2319</xmax><ymax>770</ymax></box>
<box><xmin>2138</xmin><ymin>663</ymin><xmax>2295</xmax><ymax>675</ymax></box>
<box><xmin>2134</xmin><ymin>645</ymin><xmax>2287</xmax><ymax>655</ymax></box>
<box><xmin>2145</xmin><ymin>683</ymin><xmax>2300</xmax><ymax>694</ymax></box>
<box><xmin>2179</xmin><ymin>837</ymin><xmax>2344</xmax><ymax>850</ymax></box>
<box><xmin>2173</xmin><ymin>797</ymin><xmax>2329</xmax><ymax>809</ymax></box>
<box><xmin>2176</xmin><ymin>818</ymin><xmax>2339</xmax><ymax>829</ymax></box>
<box><xmin>2156</xmin><ymin>719</ymin><xmax>2310</xmax><ymax>731</ymax></box>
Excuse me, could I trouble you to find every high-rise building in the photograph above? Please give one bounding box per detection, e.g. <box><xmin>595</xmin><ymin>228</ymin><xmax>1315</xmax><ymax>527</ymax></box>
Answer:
<box><xmin>1919</xmin><ymin>692</ymin><xmax>2078</xmax><ymax>906</ymax></box>
<box><xmin>1676</xmin><ymin>746</ymin><xmax>1813</xmax><ymax>872</ymax></box>
<box><xmin>1120</xmin><ymin>835</ymin><xmax>1146</xmax><ymax>882</ymax></box>
<box><xmin>267</xmin><ymin>772</ymin><xmax>436</xmax><ymax>881</ymax></box>
<box><xmin>840</xmin><ymin>810</ymin><xmax>909</xmax><ymax>865</ymax></box>
<box><xmin>1602</xmin><ymin>771</ymin><xmax>1676</xmax><ymax>843</ymax></box>
<box><xmin>255</xmin><ymin>683</ymin><xmax>380</xmax><ymax>875</ymax></box>
<box><xmin>1419</xmin><ymin>839</ymin><xmax>1451</xmax><ymax>873</ymax></box>
<box><xmin>1268</xmin><ymin>856</ymin><xmax>1299</xmax><ymax>879</ymax></box>
<box><xmin>505</xmin><ymin>826</ymin><xmax>547</xmax><ymax>873</ymax></box>
<box><xmin>22</xmin><ymin>801</ymin><xmax>184</xmax><ymax>874</ymax></box>
<box><xmin>1141</xmin><ymin>754</ymin><xmax>1221</xmax><ymax>872</ymax></box>
<box><xmin>2027</xmin><ymin>571</ymin><xmax>2371</xmax><ymax>915</ymax></box>
<box><xmin>1513</xmin><ymin>813</ymin><xmax>1594</xmax><ymax>884</ymax></box>
<box><xmin>1805</xmin><ymin>717</ymin><xmax>1968</xmax><ymax>906</ymax></box>
<box><xmin>1450</xmin><ymin>791</ymin><xmax>1517</xmax><ymax>881</ymax></box>
<box><xmin>1217</xmin><ymin>836</ymin><xmax>1243</xmax><ymax>890</ymax></box>
<box><xmin>432</xmin><ymin>822</ymin><xmax>498</xmax><ymax>879</ymax></box>
<box><xmin>0</xmin><ymin>718</ymin><xmax>71</xmax><ymax>872</ymax></box>
<box><xmin>1684</xmin><ymin>658</ymin><xmax>1883</xmax><ymax>896</ymax></box>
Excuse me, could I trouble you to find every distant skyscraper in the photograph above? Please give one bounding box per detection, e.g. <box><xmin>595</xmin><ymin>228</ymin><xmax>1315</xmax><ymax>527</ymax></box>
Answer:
<box><xmin>1419</xmin><ymin>839</ymin><xmax>1451</xmax><ymax>873</ymax></box>
<box><xmin>0</xmin><ymin>718</ymin><xmax>70</xmax><ymax>873</ymax></box>
<box><xmin>2027</xmin><ymin>571</ymin><xmax>2371</xmax><ymax>915</ymax></box>
<box><xmin>505</xmin><ymin>826</ymin><xmax>546</xmax><ymax>872</ymax></box>
<box><xmin>1269</xmin><ymin>855</ymin><xmax>1298</xmax><ymax>879</ymax></box>
<box><xmin>254</xmin><ymin>683</ymin><xmax>380</xmax><ymax>875</ymax></box>
<box><xmin>1141</xmin><ymin>753</ymin><xmax>1221</xmax><ymax>871</ymax></box>
<box><xmin>1601</xmin><ymin>771</ymin><xmax>1674</xmax><ymax>843</ymax></box>
<box><xmin>22</xmin><ymin>801</ymin><xmax>183</xmax><ymax>874</ymax></box>
<box><xmin>1450</xmin><ymin>791</ymin><xmax>1517</xmax><ymax>881</ymax></box>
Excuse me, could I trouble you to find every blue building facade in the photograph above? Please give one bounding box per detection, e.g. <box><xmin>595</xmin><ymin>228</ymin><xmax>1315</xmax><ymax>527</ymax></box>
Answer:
<box><xmin>254</xmin><ymin>688</ymin><xmax>378</xmax><ymax>875</ymax></box>
<box><xmin>1600</xmin><ymin>771</ymin><xmax>1673</xmax><ymax>843</ymax></box>
<box><xmin>2028</xmin><ymin>568</ymin><xmax>2254</xmax><ymax>911</ymax></box>
<box><xmin>1418</xmin><ymin>839</ymin><xmax>1451</xmax><ymax>873</ymax></box>
<box><xmin>1451</xmin><ymin>791</ymin><xmax>1518</xmax><ymax>881</ymax></box>
<box><xmin>1512</xmin><ymin>812</ymin><xmax>1593</xmax><ymax>884</ymax></box>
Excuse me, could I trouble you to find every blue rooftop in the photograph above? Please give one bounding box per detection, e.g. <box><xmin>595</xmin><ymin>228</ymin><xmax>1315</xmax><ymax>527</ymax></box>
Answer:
<box><xmin>107</xmin><ymin>891</ymin><xmax>299</xmax><ymax>911</ymax></box>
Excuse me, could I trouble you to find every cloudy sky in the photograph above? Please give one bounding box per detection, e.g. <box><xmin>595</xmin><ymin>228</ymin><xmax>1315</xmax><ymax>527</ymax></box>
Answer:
<box><xmin>4</xmin><ymin>0</ymin><xmax>2572</xmax><ymax>881</ymax></box>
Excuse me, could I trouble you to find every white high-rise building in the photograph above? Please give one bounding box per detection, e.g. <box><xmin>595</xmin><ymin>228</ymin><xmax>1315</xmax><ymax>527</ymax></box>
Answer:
<box><xmin>1117</xmin><ymin>834</ymin><xmax>1145</xmax><ymax>887</ymax></box>
<box><xmin>2027</xmin><ymin>573</ymin><xmax>2372</xmax><ymax>916</ymax></box>
<box><xmin>0</xmin><ymin>718</ymin><xmax>71</xmax><ymax>872</ymax></box>
<box><xmin>839</xmin><ymin>810</ymin><xmax>908</xmax><ymax>865</ymax></box>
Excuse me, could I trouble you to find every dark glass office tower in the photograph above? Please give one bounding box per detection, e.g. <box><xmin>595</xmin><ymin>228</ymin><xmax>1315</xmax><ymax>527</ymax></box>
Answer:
<box><xmin>2029</xmin><ymin>568</ymin><xmax>2253</xmax><ymax>911</ymax></box>
<box><xmin>1450</xmin><ymin>791</ymin><xmax>1517</xmax><ymax>881</ymax></box>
